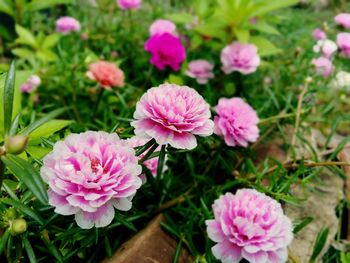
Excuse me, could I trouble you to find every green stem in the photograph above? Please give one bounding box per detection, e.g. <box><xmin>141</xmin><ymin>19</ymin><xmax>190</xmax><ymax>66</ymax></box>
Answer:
<box><xmin>92</xmin><ymin>88</ymin><xmax>105</xmax><ymax>117</ymax></box>
<box><xmin>139</xmin><ymin>143</ymin><xmax>159</xmax><ymax>163</ymax></box>
<box><xmin>135</xmin><ymin>139</ymin><xmax>156</xmax><ymax>156</ymax></box>
<box><xmin>156</xmin><ymin>145</ymin><xmax>166</xmax><ymax>178</ymax></box>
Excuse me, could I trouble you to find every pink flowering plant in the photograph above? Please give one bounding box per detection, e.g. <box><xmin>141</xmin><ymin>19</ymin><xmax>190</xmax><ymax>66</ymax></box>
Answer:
<box><xmin>1</xmin><ymin>1</ymin><xmax>350</xmax><ymax>263</ymax></box>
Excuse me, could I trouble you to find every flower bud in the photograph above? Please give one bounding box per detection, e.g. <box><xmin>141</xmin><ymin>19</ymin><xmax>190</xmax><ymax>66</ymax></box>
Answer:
<box><xmin>4</xmin><ymin>208</ymin><xmax>17</xmax><ymax>221</ymax></box>
<box><xmin>4</xmin><ymin>135</ymin><xmax>29</xmax><ymax>155</ymax></box>
<box><xmin>10</xmin><ymin>218</ymin><xmax>28</xmax><ymax>235</ymax></box>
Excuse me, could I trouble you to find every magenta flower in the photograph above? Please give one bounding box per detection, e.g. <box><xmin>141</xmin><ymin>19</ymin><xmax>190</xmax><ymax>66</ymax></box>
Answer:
<box><xmin>185</xmin><ymin>59</ymin><xmax>214</xmax><ymax>84</ymax></box>
<box><xmin>312</xmin><ymin>28</ymin><xmax>326</xmax><ymax>40</ymax></box>
<box><xmin>20</xmin><ymin>75</ymin><xmax>41</xmax><ymax>93</ymax></box>
<box><xmin>214</xmin><ymin>98</ymin><xmax>259</xmax><ymax>147</ymax></box>
<box><xmin>221</xmin><ymin>42</ymin><xmax>260</xmax><ymax>75</ymax></box>
<box><xmin>206</xmin><ymin>189</ymin><xmax>293</xmax><ymax>263</ymax></box>
<box><xmin>127</xmin><ymin>136</ymin><xmax>167</xmax><ymax>179</ymax></box>
<box><xmin>55</xmin><ymin>16</ymin><xmax>81</xmax><ymax>34</ymax></box>
<box><xmin>116</xmin><ymin>0</ymin><xmax>141</xmax><ymax>10</ymax></box>
<box><xmin>149</xmin><ymin>19</ymin><xmax>177</xmax><ymax>36</ymax></box>
<box><xmin>335</xmin><ymin>13</ymin><xmax>350</xmax><ymax>29</ymax></box>
<box><xmin>312</xmin><ymin>57</ymin><xmax>333</xmax><ymax>77</ymax></box>
<box><xmin>337</xmin><ymin>33</ymin><xmax>350</xmax><ymax>58</ymax></box>
<box><xmin>144</xmin><ymin>33</ymin><xmax>186</xmax><ymax>71</ymax></box>
<box><xmin>131</xmin><ymin>84</ymin><xmax>214</xmax><ymax>150</ymax></box>
<box><xmin>40</xmin><ymin>131</ymin><xmax>142</xmax><ymax>229</ymax></box>
<box><xmin>86</xmin><ymin>61</ymin><xmax>125</xmax><ymax>88</ymax></box>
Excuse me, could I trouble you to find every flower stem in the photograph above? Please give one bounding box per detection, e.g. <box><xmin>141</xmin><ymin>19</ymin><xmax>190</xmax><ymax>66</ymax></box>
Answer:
<box><xmin>92</xmin><ymin>88</ymin><xmax>105</xmax><ymax>116</ymax></box>
<box><xmin>156</xmin><ymin>145</ymin><xmax>166</xmax><ymax>178</ymax></box>
<box><xmin>135</xmin><ymin>139</ymin><xmax>156</xmax><ymax>156</ymax></box>
<box><xmin>139</xmin><ymin>143</ymin><xmax>159</xmax><ymax>163</ymax></box>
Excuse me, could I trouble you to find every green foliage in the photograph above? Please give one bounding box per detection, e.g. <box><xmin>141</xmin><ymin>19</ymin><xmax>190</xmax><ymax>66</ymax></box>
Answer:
<box><xmin>310</xmin><ymin>227</ymin><xmax>330</xmax><ymax>263</ymax></box>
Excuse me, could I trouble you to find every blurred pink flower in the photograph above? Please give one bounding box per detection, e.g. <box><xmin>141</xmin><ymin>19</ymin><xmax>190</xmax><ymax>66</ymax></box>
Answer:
<box><xmin>337</xmin><ymin>33</ymin><xmax>350</xmax><ymax>58</ymax></box>
<box><xmin>127</xmin><ymin>136</ymin><xmax>167</xmax><ymax>179</ymax></box>
<box><xmin>335</xmin><ymin>13</ymin><xmax>350</xmax><ymax>29</ymax></box>
<box><xmin>313</xmin><ymin>39</ymin><xmax>337</xmax><ymax>58</ymax></box>
<box><xmin>20</xmin><ymin>75</ymin><xmax>41</xmax><ymax>93</ymax></box>
<box><xmin>87</xmin><ymin>61</ymin><xmax>125</xmax><ymax>88</ymax></box>
<box><xmin>131</xmin><ymin>84</ymin><xmax>214</xmax><ymax>150</ymax></box>
<box><xmin>312</xmin><ymin>28</ymin><xmax>326</xmax><ymax>40</ymax></box>
<box><xmin>56</xmin><ymin>16</ymin><xmax>81</xmax><ymax>34</ymax></box>
<box><xmin>149</xmin><ymin>19</ymin><xmax>176</xmax><ymax>36</ymax></box>
<box><xmin>312</xmin><ymin>57</ymin><xmax>333</xmax><ymax>77</ymax></box>
<box><xmin>40</xmin><ymin>131</ymin><xmax>142</xmax><ymax>229</ymax></box>
<box><xmin>214</xmin><ymin>98</ymin><xmax>259</xmax><ymax>147</ymax></box>
<box><xmin>144</xmin><ymin>33</ymin><xmax>186</xmax><ymax>71</ymax></box>
<box><xmin>185</xmin><ymin>59</ymin><xmax>214</xmax><ymax>84</ymax></box>
<box><xmin>206</xmin><ymin>189</ymin><xmax>293</xmax><ymax>263</ymax></box>
<box><xmin>116</xmin><ymin>0</ymin><xmax>141</xmax><ymax>10</ymax></box>
<box><xmin>221</xmin><ymin>42</ymin><xmax>260</xmax><ymax>74</ymax></box>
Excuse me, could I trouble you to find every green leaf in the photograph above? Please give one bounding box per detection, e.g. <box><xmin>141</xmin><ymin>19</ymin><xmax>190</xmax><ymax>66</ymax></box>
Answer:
<box><xmin>25</xmin><ymin>146</ymin><xmax>51</xmax><ymax>159</ymax></box>
<box><xmin>194</xmin><ymin>0</ymin><xmax>212</xmax><ymax>18</ymax></box>
<box><xmin>36</xmin><ymin>49</ymin><xmax>58</xmax><ymax>62</ymax></box>
<box><xmin>309</xmin><ymin>227</ymin><xmax>329</xmax><ymax>263</ymax></box>
<box><xmin>20</xmin><ymin>108</ymin><xmax>67</xmax><ymax>136</ymax></box>
<box><xmin>1</xmin><ymin>198</ymin><xmax>45</xmax><ymax>225</ymax></box>
<box><xmin>157</xmin><ymin>145</ymin><xmax>166</xmax><ymax>178</ymax></box>
<box><xmin>167</xmin><ymin>74</ymin><xmax>183</xmax><ymax>85</ymax></box>
<box><xmin>41</xmin><ymin>34</ymin><xmax>60</xmax><ymax>49</ymax></box>
<box><xmin>252</xmin><ymin>0</ymin><xmax>299</xmax><ymax>17</ymax></box>
<box><xmin>0</xmin><ymin>0</ymin><xmax>14</xmax><ymax>17</ymax></box>
<box><xmin>28</xmin><ymin>119</ymin><xmax>72</xmax><ymax>144</ymax></box>
<box><xmin>1</xmin><ymin>155</ymin><xmax>48</xmax><ymax>205</ymax></box>
<box><xmin>250</xmin><ymin>36</ymin><xmax>282</xmax><ymax>56</ymax></box>
<box><xmin>12</xmin><ymin>48</ymin><xmax>34</xmax><ymax>59</ymax></box>
<box><xmin>0</xmin><ymin>228</ymin><xmax>10</xmax><ymax>255</ymax></box>
<box><xmin>165</xmin><ymin>13</ymin><xmax>194</xmax><ymax>24</ymax></box>
<box><xmin>194</xmin><ymin>22</ymin><xmax>226</xmax><ymax>39</ymax></box>
<box><xmin>15</xmin><ymin>25</ymin><xmax>37</xmax><ymax>48</ymax></box>
<box><xmin>293</xmin><ymin>217</ymin><xmax>313</xmax><ymax>234</ymax></box>
<box><xmin>248</xmin><ymin>21</ymin><xmax>280</xmax><ymax>35</ymax></box>
<box><xmin>234</xmin><ymin>28</ymin><xmax>250</xmax><ymax>43</ymax></box>
<box><xmin>23</xmin><ymin>235</ymin><xmax>37</xmax><ymax>263</ymax></box>
<box><xmin>3</xmin><ymin>60</ymin><xmax>16</xmax><ymax>136</ymax></box>
<box><xmin>25</xmin><ymin>0</ymin><xmax>75</xmax><ymax>12</ymax></box>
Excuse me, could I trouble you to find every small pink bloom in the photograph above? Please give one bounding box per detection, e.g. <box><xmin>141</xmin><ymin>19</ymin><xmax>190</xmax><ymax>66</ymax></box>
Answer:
<box><xmin>131</xmin><ymin>84</ymin><xmax>214</xmax><ymax>150</ymax></box>
<box><xmin>111</xmin><ymin>51</ymin><xmax>119</xmax><ymax>58</ymax></box>
<box><xmin>335</xmin><ymin>13</ymin><xmax>350</xmax><ymax>29</ymax></box>
<box><xmin>312</xmin><ymin>28</ymin><xmax>326</xmax><ymax>40</ymax></box>
<box><xmin>337</xmin><ymin>33</ymin><xmax>350</xmax><ymax>58</ymax></box>
<box><xmin>214</xmin><ymin>98</ymin><xmax>259</xmax><ymax>147</ymax></box>
<box><xmin>313</xmin><ymin>39</ymin><xmax>337</xmax><ymax>58</ymax></box>
<box><xmin>127</xmin><ymin>136</ymin><xmax>167</xmax><ymax>179</ymax></box>
<box><xmin>144</xmin><ymin>33</ymin><xmax>186</xmax><ymax>71</ymax></box>
<box><xmin>116</xmin><ymin>0</ymin><xmax>141</xmax><ymax>10</ymax></box>
<box><xmin>40</xmin><ymin>131</ymin><xmax>142</xmax><ymax>229</ymax></box>
<box><xmin>149</xmin><ymin>19</ymin><xmax>176</xmax><ymax>36</ymax></box>
<box><xmin>56</xmin><ymin>16</ymin><xmax>81</xmax><ymax>34</ymax></box>
<box><xmin>185</xmin><ymin>59</ymin><xmax>214</xmax><ymax>84</ymax></box>
<box><xmin>87</xmin><ymin>61</ymin><xmax>125</xmax><ymax>88</ymax></box>
<box><xmin>312</xmin><ymin>57</ymin><xmax>333</xmax><ymax>77</ymax></box>
<box><xmin>221</xmin><ymin>42</ymin><xmax>260</xmax><ymax>75</ymax></box>
<box><xmin>20</xmin><ymin>75</ymin><xmax>41</xmax><ymax>93</ymax></box>
<box><xmin>206</xmin><ymin>189</ymin><xmax>293</xmax><ymax>263</ymax></box>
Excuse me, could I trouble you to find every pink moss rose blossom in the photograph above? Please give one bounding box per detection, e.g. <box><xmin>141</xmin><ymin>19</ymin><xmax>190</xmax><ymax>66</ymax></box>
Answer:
<box><xmin>55</xmin><ymin>16</ymin><xmax>81</xmax><ymax>34</ymax></box>
<box><xmin>116</xmin><ymin>0</ymin><xmax>141</xmax><ymax>10</ymax></box>
<box><xmin>214</xmin><ymin>98</ymin><xmax>259</xmax><ymax>147</ymax></box>
<box><xmin>86</xmin><ymin>61</ymin><xmax>125</xmax><ymax>88</ymax></box>
<box><xmin>337</xmin><ymin>33</ymin><xmax>350</xmax><ymax>58</ymax></box>
<box><xmin>20</xmin><ymin>75</ymin><xmax>41</xmax><ymax>93</ymax></box>
<box><xmin>131</xmin><ymin>84</ymin><xmax>214</xmax><ymax>150</ymax></box>
<box><xmin>40</xmin><ymin>131</ymin><xmax>142</xmax><ymax>229</ymax></box>
<box><xmin>335</xmin><ymin>13</ymin><xmax>350</xmax><ymax>29</ymax></box>
<box><xmin>144</xmin><ymin>33</ymin><xmax>186</xmax><ymax>71</ymax></box>
<box><xmin>312</xmin><ymin>57</ymin><xmax>333</xmax><ymax>77</ymax></box>
<box><xmin>313</xmin><ymin>39</ymin><xmax>338</xmax><ymax>58</ymax></box>
<box><xmin>312</xmin><ymin>28</ymin><xmax>326</xmax><ymax>40</ymax></box>
<box><xmin>221</xmin><ymin>42</ymin><xmax>260</xmax><ymax>75</ymax></box>
<box><xmin>149</xmin><ymin>19</ymin><xmax>177</xmax><ymax>36</ymax></box>
<box><xmin>185</xmin><ymin>59</ymin><xmax>214</xmax><ymax>84</ymax></box>
<box><xmin>206</xmin><ymin>189</ymin><xmax>293</xmax><ymax>263</ymax></box>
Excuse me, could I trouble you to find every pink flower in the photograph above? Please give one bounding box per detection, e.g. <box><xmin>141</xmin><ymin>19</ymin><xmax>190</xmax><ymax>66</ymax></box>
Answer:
<box><xmin>214</xmin><ymin>98</ymin><xmax>259</xmax><ymax>147</ymax></box>
<box><xmin>20</xmin><ymin>75</ymin><xmax>41</xmax><ymax>93</ymax></box>
<box><xmin>221</xmin><ymin>42</ymin><xmax>260</xmax><ymax>75</ymax></box>
<box><xmin>55</xmin><ymin>16</ymin><xmax>81</xmax><ymax>34</ymax></box>
<box><xmin>206</xmin><ymin>189</ymin><xmax>293</xmax><ymax>263</ymax></box>
<box><xmin>40</xmin><ymin>131</ymin><xmax>142</xmax><ymax>229</ymax></box>
<box><xmin>185</xmin><ymin>60</ymin><xmax>214</xmax><ymax>84</ymax></box>
<box><xmin>127</xmin><ymin>136</ymin><xmax>167</xmax><ymax>179</ymax></box>
<box><xmin>131</xmin><ymin>84</ymin><xmax>214</xmax><ymax>150</ymax></box>
<box><xmin>312</xmin><ymin>57</ymin><xmax>333</xmax><ymax>77</ymax></box>
<box><xmin>149</xmin><ymin>19</ymin><xmax>177</xmax><ymax>36</ymax></box>
<box><xmin>312</xmin><ymin>28</ymin><xmax>326</xmax><ymax>40</ymax></box>
<box><xmin>313</xmin><ymin>39</ymin><xmax>337</xmax><ymax>58</ymax></box>
<box><xmin>116</xmin><ymin>0</ymin><xmax>141</xmax><ymax>10</ymax></box>
<box><xmin>335</xmin><ymin>13</ymin><xmax>350</xmax><ymax>29</ymax></box>
<box><xmin>144</xmin><ymin>33</ymin><xmax>186</xmax><ymax>71</ymax></box>
<box><xmin>86</xmin><ymin>61</ymin><xmax>125</xmax><ymax>88</ymax></box>
<box><xmin>337</xmin><ymin>33</ymin><xmax>350</xmax><ymax>58</ymax></box>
